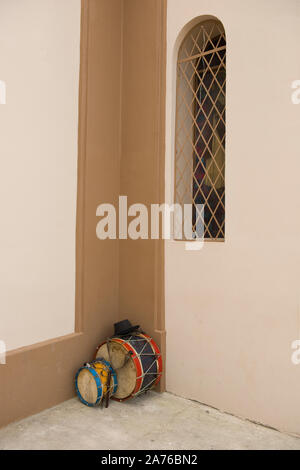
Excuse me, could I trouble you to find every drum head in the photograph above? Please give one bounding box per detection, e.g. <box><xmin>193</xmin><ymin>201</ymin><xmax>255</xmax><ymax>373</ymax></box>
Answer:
<box><xmin>96</xmin><ymin>341</ymin><xmax>137</xmax><ymax>400</ymax></box>
<box><xmin>76</xmin><ymin>368</ymin><xmax>100</xmax><ymax>405</ymax></box>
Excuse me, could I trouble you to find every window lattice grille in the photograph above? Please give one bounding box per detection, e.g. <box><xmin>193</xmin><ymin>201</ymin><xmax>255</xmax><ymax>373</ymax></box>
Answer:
<box><xmin>175</xmin><ymin>20</ymin><xmax>226</xmax><ymax>240</ymax></box>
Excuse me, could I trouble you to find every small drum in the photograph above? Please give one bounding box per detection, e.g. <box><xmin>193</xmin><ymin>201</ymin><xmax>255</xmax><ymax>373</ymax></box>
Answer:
<box><xmin>95</xmin><ymin>333</ymin><xmax>162</xmax><ymax>401</ymax></box>
<box><xmin>75</xmin><ymin>359</ymin><xmax>118</xmax><ymax>407</ymax></box>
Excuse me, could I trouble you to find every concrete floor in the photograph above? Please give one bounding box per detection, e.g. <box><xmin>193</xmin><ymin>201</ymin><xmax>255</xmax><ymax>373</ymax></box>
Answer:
<box><xmin>0</xmin><ymin>392</ymin><xmax>299</xmax><ymax>450</ymax></box>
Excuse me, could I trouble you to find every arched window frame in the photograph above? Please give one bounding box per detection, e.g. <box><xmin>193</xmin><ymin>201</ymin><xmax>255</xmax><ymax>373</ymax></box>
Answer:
<box><xmin>174</xmin><ymin>19</ymin><xmax>226</xmax><ymax>241</ymax></box>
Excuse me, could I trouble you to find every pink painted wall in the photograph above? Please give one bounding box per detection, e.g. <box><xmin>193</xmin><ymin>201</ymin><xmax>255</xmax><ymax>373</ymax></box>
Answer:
<box><xmin>165</xmin><ymin>0</ymin><xmax>300</xmax><ymax>434</ymax></box>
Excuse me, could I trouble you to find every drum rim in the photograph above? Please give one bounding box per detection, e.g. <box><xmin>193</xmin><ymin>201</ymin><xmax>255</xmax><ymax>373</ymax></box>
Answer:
<box><xmin>75</xmin><ymin>365</ymin><xmax>103</xmax><ymax>407</ymax></box>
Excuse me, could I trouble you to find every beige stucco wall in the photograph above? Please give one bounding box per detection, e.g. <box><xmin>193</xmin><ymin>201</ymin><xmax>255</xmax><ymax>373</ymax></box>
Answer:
<box><xmin>0</xmin><ymin>0</ymin><xmax>81</xmax><ymax>350</ymax></box>
<box><xmin>165</xmin><ymin>0</ymin><xmax>300</xmax><ymax>434</ymax></box>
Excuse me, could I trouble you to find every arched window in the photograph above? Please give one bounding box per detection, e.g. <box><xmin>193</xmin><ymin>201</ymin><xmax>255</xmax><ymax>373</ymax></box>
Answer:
<box><xmin>175</xmin><ymin>19</ymin><xmax>226</xmax><ymax>240</ymax></box>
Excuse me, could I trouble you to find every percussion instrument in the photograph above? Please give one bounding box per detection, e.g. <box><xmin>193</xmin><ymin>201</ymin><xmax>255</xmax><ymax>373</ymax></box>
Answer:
<box><xmin>95</xmin><ymin>333</ymin><xmax>162</xmax><ymax>401</ymax></box>
<box><xmin>75</xmin><ymin>358</ymin><xmax>117</xmax><ymax>407</ymax></box>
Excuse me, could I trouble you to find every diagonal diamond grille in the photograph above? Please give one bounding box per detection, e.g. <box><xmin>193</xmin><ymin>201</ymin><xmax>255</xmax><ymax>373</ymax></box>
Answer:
<box><xmin>175</xmin><ymin>20</ymin><xmax>226</xmax><ymax>240</ymax></box>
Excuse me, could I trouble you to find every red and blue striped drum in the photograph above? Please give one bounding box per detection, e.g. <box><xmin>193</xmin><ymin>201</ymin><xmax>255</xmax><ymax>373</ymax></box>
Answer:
<box><xmin>95</xmin><ymin>333</ymin><xmax>162</xmax><ymax>401</ymax></box>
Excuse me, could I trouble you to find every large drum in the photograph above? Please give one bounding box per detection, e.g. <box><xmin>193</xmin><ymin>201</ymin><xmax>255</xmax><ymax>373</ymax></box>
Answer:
<box><xmin>75</xmin><ymin>359</ymin><xmax>118</xmax><ymax>407</ymax></box>
<box><xmin>95</xmin><ymin>333</ymin><xmax>162</xmax><ymax>401</ymax></box>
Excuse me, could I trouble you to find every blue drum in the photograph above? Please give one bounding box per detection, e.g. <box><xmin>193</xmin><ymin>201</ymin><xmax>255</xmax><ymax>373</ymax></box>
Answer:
<box><xmin>75</xmin><ymin>358</ymin><xmax>117</xmax><ymax>407</ymax></box>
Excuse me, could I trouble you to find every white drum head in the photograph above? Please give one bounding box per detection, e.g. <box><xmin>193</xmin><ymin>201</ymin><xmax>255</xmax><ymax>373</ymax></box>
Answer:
<box><xmin>96</xmin><ymin>341</ymin><xmax>137</xmax><ymax>400</ymax></box>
